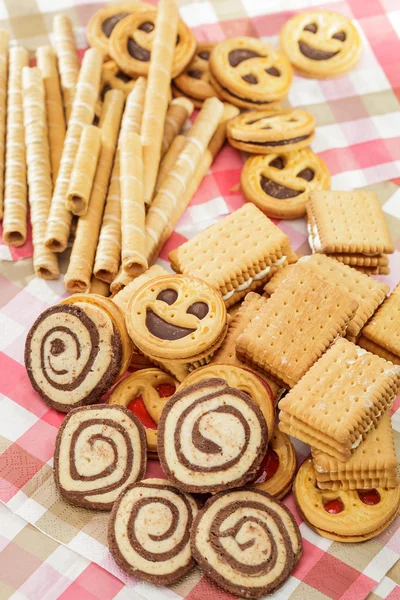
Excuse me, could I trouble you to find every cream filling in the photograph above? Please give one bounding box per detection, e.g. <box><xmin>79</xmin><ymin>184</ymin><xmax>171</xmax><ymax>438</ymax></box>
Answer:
<box><xmin>351</xmin><ymin>409</ymin><xmax>383</xmax><ymax>449</ymax></box>
<box><xmin>222</xmin><ymin>257</ymin><xmax>286</xmax><ymax>301</ymax></box>
<box><xmin>307</xmin><ymin>221</ymin><xmax>323</xmax><ymax>253</ymax></box>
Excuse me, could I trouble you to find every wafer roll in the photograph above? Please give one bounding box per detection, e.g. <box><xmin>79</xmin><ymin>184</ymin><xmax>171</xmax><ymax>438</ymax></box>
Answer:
<box><xmin>66</xmin><ymin>125</ymin><xmax>101</xmax><ymax>216</ymax></box>
<box><xmin>155</xmin><ymin>134</ymin><xmax>186</xmax><ymax>193</ymax></box>
<box><xmin>94</xmin><ymin>78</ymin><xmax>147</xmax><ymax>283</ymax></box>
<box><xmin>145</xmin><ymin>97</ymin><xmax>224</xmax><ymax>263</ymax></box>
<box><xmin>22</xmin><ymin>67</ymin><xmax>59</xmax><ymax>279</ymax></box>
<box><xmin>110</xmin><ymin>267</ymin><xmax>133</xmax><ymax>295</ymax></box>
<box><xmin>89</xmin><ymin>276</ymin><xmax>110</xmax><ymax>296</ymax></box>
<box><xmin>36</xmin><ymin>46</ymin><xmax>66</xmax><ymax>184</ymax></box>
<box><xmin>0</xmin><ymin>30</ymin><xmax>9</xmax><ymax>221</ymax></box>
<box><xmin>120</xmin><ymin>132</ymin><xmax>147</xmax><ymax>276</ymax></box>
<box><xmin>64</xmin><ymin>90</ymin><xmax>124</xmax><ymax>293</ymax></box>
<box><xmin>45</xmin><ymin>48</ymin><xmax>103</xmax><ymax>253</ymax></box>
<box><xmin>141</xmin><ymin>0</ymin><xmax>179</xmax><ymax>205</ymax></box>
<box><xmin>53</xmin><ymin>15</ymin><xmax>80</xmax><ymax>121</ymax></box>
<box><xmin>2</xmin><ymin>46</ymin><xmax>29</xmax><ymax>246</ymax></box>
<box><xmin>160</xmin><ymin>98</ymin><xmax>193</xmax><ymax>158</ymax></box>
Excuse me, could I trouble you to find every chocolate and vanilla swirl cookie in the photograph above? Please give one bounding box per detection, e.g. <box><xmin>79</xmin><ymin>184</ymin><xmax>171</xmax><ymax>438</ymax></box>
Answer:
<box><xmin>109</xmin><ymin>478</ymin><xmax>197</xmax><ymax>583</ymax></box>
<box><xmin>54</xmin><ymin>405</ymin><xmax>147</xmax><ymax>510</ymax></box>
<box><xmin>191</xmin><ymin>489</ymin><xmax>302</xmax><ymax>598</ymax></box>
<box><xmin>158</xmin><ymin>378</ymin><xmax>267</xmax><ymax>493</ymax></box>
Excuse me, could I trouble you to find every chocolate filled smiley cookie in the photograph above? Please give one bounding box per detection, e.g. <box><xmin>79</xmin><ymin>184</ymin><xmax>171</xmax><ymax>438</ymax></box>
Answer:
<box><xmin>280</xmin><ymin>11</ymin><xmax>362</xmax><ymax>78</ymax></box>
<box><xmin>241</xmin><ymin>149</ymin><xmax>330</xmax><ymax>220</ymax></box>
<box><xmin>172</xmin><ymin>42</ymin><xmax>217</xmax><ymax>107</ymax></box>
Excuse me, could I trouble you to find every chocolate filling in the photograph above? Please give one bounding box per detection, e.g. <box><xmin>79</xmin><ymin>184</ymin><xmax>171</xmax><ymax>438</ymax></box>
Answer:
<box><xmin>115</xmin><ymin>70</ymin><xmax>132</xmax><ymax>82</ymax></box>
<box><xmin>102</xmin><ymin>13</ymin><xmax>130</xmax><ymax>37</ymax></box>
<box><xmin>198</xmin><ymin>50</ymin><xmax>210</xmax><ymax>60</ymax></box>
<box><xmin>332</xmin><ymin>31</ymin><xmax>346</xmax><ymax>41</ymax></box>
<box><xmin>265</xmin><ymin>67</ymin><xmax>280</xmax><ymax>76</ymax></box>
<box><xmin>188</xmin><ymin>69</ymin><xmax>202</xmax><ymax>79</ymax></box>
<box><xmin>228</xmin><ymin>48</ymin><xmax>263</xmax><ymax>67</ymax></box>
<box><xmin>157</xmin><ymin>288</ymin><xmax>178</xmax><ymax>305</ymax></box>
<box><xmin>298</xmin><ymin>41</ymin><xmax>339</xmax><ymax>61</ymax></box>
<box><xmin>235</xmin><ymin>134</ymin><xmax>311</xmax><ymax>147</ymax></box>
<box><xmin>138</xmin><ymin>21</ymin><xmax>154</xmax><ymax>33</ymax></box>
<box><xmin>260</xmin><ymin>176</ymin><xmax>302</xmax><ymax>200</ymax></box>
<box><xmin>186</xmin><ymin>301</ymin><xmax>209</xmax><ymax>319</ymax></box>
<box><xmin>270</xmin><ymin>157</ymin><xmax>285</xmax><ymax>169</ymax></box>
<box><xmin>146</xmin><ymin>309</ymin><xmax>195</xmax><ymax>340</ymax></box>
<box><xmin>303</xmin><ymin>23</ymin><xmax>317</xmax><ymax>33</ymax></box>
<box><xmin>127</xmin><ymin>38</ymin><xmax>151</xmax><ymax>61</ymax></box>
<box><xmin>100</xmin><ymin>83</ymin><xmax>112</xmax><ymax>100</ymax></box>
<box><xmin>297</xmin><ymin>167</ymin><xmax>315</xmax><ymax>181</ymax></box>
<box><xmin>242</xmin><ymin>73</ymin><xmax>258</xmax><ymax>84</ymax></box>
<box><xmin>218</xmin><ymin>81</ymin><xmax>275</xmax><ymax>105</ymax></box>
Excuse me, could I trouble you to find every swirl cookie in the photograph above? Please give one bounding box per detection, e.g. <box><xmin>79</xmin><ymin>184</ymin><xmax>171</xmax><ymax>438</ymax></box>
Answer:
<box><xmin>109</xmin><ymin>478</ymin><xmax>197</xmax><ymax>583</ymax></box>
<box><xmin>54</xmin><ymin>404</ymin><xmax>147</xmax><ymax>510</ymax></box>
<box><xmin>158</xmin><ymin>378</ymin><xmax>267</xmax><ymax>493</ymax></box>
<box><xmin>172</xmin><ymin>42</ymin><xmax>217</xmax><ymax>108</ymax></box>
<box><xmin>294</xmin><ymin>460</ymin><xmax>400</xmax><ymax>542</ymax></box>
<box><xmin>109</xmin><ymin>368</ymin><xmax>178</xmax><ymax>456</ymax></box>
<box><xmin>209</xmin><ymin>37</ymin><xmax>292</xmax><ymax>110</ymax></box>
<box><xmin>227</xmin><ymin>108</ymin><xmax>315</xmax><ymax>154</ymax></box>
<box><xmin>191</xmin><ymin>489</ymin><xmax>302</xmax><ymax>598</ymax></box>
<box><xmin>251</xmin><ymin>428</ymin><xmax>296</xmax><ymax>500</ymax></box>
<box><xmin>126</xmin><ymin>274</ymin><xmax>228</xmax><ymax>381</ymax></box>
<box><xmin>280</xmin><ymin>11</ymin><xmax>362</xmax><ymax>78</ymax></box>
<box><xmin>241</xmin><ymin>149</ymin><xmax>330</xmax><ymax>220</ymax></box>
<box><xmin>109</xmin><ymin>9</ymin><xmax>196</xmax><ymax>78</ymax></box>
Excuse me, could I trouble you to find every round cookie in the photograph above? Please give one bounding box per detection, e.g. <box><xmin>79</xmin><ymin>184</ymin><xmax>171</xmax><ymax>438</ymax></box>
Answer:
<box><xmin>172</xmin><ymin>42</ymin><xmax>217</xmax><ymax>108</ymax></box>
<box><xmin>241</xmin><ymin>149</ymin><xmax>330</xmax><ymax>220</ymax></box>
<box><xmin>54</xmin><ymin>404</ymin><xmax>147</xmax><ymax>510</ymax></box>
<box><xmin>209</xmin><ymin>37</ymin><xmax>292</xmax><ymax>110</ymax></box>
<box><xmin>109</xmin><ymin>9</ymin><xmax>196</xmax><ymax>78</ymax></box>
<box><xmin>100</xmin><ymin>60</ymin><xmax>136</xmax><ymax>99</ymax></box>
<box><xmin>227</xmin><ymin>108</ymin><xmax>315</xmax><ymax>154</ymax></box>
<box><xmin>25</xmin><ymin>303</ymin><xmax>123</xmax><ymax>413</ymax></box>
<box><xmin>280</xmin><ymin>11</ymin><xmax>362</xmax><ymax>78</ymax></box>
<box><xmin>109</xmin><ymin>478</ymin><xmax>197</xmax><ymax>584</ymax></box>
<box><xmin>251</xmin><ymin>428</ymin><xmax>296</xmax><ymax>499</ymax></box>
<box><xmin>191</xmin><ymin>488</ymin><xmax>302</xmax><ymax>598</ymax></box>
<box><xmin>294</xmin><ymin>459</ymin><xmax>400</xmax><ymax>542</ymax></box>
<box><xmin>109</xmin><ymin>368</ymin><xmax>178</xmax><ymax>455</ymax></box>
<box><xmin>158</xmin><ymin>378</ymin><xmax>267</xmax><ymax>493</ymax></box>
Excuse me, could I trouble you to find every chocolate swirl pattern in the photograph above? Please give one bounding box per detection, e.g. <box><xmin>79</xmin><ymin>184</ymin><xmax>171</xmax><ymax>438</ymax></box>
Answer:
<box><xmin>54</xmin><ymin>405</ymin><xmax>147</xmax><ymax>510</ymax></box>
<box><xmin>25</xmin><ymin>304</ymin><xmax>123</xmax><ymax>412</ymax></box>
<box><xmin>158</xmin><ymin>378</ymin><xmax>267</xmax><ymax>493</ymax></box>
<box><xmin>191</xmin><ymin>489</ymin><xmax>302</xmax><ymax>599</ymax></box>
<box><xmin>109</xmin><ymin>478</ymin><xmax>197</xmax><ymax>583</ymax></box>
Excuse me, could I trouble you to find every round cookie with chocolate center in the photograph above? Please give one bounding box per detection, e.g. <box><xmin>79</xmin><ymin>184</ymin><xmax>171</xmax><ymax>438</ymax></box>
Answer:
<box><xmin>280</xmin><ymin>11</ymin><xmax>362</xmax><ymax>78</ymax></box>
<box><xmin>54</xmin><ymin>404</ymin><xmax>147</xmax><ymax>510</ymax></box>
<box><xmin>294</xmin><ymin>459</ymin><xmax>400</xmax><ymax>542</ymax></box>
<box><xmin>209</xmin><ymin>37</ymin><xmax>292</xmax><ymax>110</ymax></box>
<box><xmin>109</xmin><ymin>478</ymin><xmax>197</xmax><ymax>583</ymax></box>
<box><xmin>241</xmin><ymin>149</ymin><xmax>330</xmax><ymax>220</ymax></box>
<box><xmin>172</xmin><ymin>42</ymin><xmax>217</xmax><ymax>108</ymax></box>
<box><xmin>227</xmin><ymin>108</ymin><xmax>315</xmax><ymax>154</ymax></box>
<box><xmin>158</xmin><ymin>378</ymin><xmax>267</xmax><ymax>493</ymax></box>
<box><xmin>191</xmin><ymin>488</ymin><xmax>302</xmax><ymax>598</ymax></box>
<box><xmin>251</xmin><ymin>428</ymin><xmax>296</xmax><ymax>499</ymax></box>
<box><xmin>100</xmin><ymin>60</ymin><xmax>136</xmax><ymax>101</ymax></box>
<box><xmin>109</xmin><ymin>8</ymin><xmax>196</xmax><ymax>78</ymax></box>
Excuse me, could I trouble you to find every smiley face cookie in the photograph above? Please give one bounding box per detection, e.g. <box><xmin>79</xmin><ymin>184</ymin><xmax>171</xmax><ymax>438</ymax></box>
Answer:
<box><xmin>241</xmin><ymin>149</ymin><xmax>330</xmax><ymax>220</ymax></box>
<box><xmin>227</xmin><ymin>108</ymin><xmax>315</xmax><ymax>154</ymax></box>
<box><xmin>209</xmin><ymin>37</ymin><xmax>293</xmax><ymax>110</ymax></box>
<box><xmin>172</xmin><ymin>42</ymin><xmax>217</xmax><ymax>108</ymax></box>
<box><xmin>280</xmin><ymin>11</ymin><xmax>362</xmax><ymax>78</ymax></box>
<box><xmin>251</xmin><ymin>428</ymin><xmax>296</xmax><ymax>500</ymax></box>
<box><xmin>100</xmin><ymin>60</ymin><xmax>136</xmax><ymax>99</ymax></box>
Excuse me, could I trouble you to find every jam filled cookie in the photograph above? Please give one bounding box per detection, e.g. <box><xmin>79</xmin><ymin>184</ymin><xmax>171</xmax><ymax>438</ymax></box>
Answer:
<box><xmin>109</xmin><ymin>478</ymin><xmax>197</xmax><ymax>584</ymax></box>
<box><xmin>227</xmin><ymin>108</ymin><xmax>315</xmax><ymax>154</ymax></box>
<box><xmin>191</xmin><ymin>489</ymin><xmax>302</xmax><ymax>598</ymax></box>
<box><xmin>172</xmin><ymin>42</ymin><xmax>217</xmax><ymax>107</ymax></box>
<box><xmin>209</xmin><ymin>37</ymin><xmax>292</xmax><ymax>110</ymax></box>
<box><xmin>251</xmin><ymin>428</ymin><xmax>296</xmax><ymax>500</ymax></box>
<box><xmin>280</xmin><ymin>11</ymin><xmax>362</xmax><ymax>78</ymax></box>
<box><xmin>241</xmin><ymin>149</ymin><xmax>330</xmax><ymax>220</ymax></box>
<box><xmin>54</xmin><ymin>404</ymin><xmax>147</xmax><ymax>510</ymax></box>
<box><xmin>109</xmin><ymin>8</ymin><xmax>196</xmax><ymax>78</ymax></box>
<box><xmin>294</xmin><ymin>459</ymin><xmax>400</xmax><ymax>542</ymax></box>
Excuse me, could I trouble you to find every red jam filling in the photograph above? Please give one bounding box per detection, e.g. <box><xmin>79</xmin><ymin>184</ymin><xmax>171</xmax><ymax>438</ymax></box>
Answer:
<box><xmin>357</xmin><ymin>489</ymin><xmax>381</xmax><ymax>505</ymax></box>
<box><xmin>253</xmin><ymin>449</ymin><xmax>280</xmax><ymax>483</ymax></box>
<box><xmin>323</xmin><ymin>498</ymin><xmax>345</xmax><ymax>514</ymax></box>
<box><xmin>127</xmin><ymin>396</ymin><xmax>157</xmax><ymax>429</ymax></box>
<box><xmin>155</xmin><ymin>383</ymin><xmax>176</xmax><ymax>398</ymax></box>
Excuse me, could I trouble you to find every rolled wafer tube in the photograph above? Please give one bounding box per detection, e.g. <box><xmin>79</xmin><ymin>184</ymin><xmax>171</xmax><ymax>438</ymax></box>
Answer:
<box><xmin>66</xmin><ymin>125</ymin><xmax>102</xmax><ymax>216</ymax></box>
<box><xmin>145</xmin><ymin>96</ymin><xmax>224</xmax><ymax>264</ymax></box>
<box><xmin>36</xmin><ymin>46</ymin><xmax>66</xmax><ymax>184</ymax></box>
<box><xmin>0</xmin><ymin>30</ymin><xmax>9</xmax><ymax>221</ymax></box>
<box><xmin>110</xmin><ymin>267</ymin><xmax>133</xmax><ymax>296</ymax></box>
<box><xmin>155</xmin><ymin>134</ymin><xmax>186</xmax><ymax>193</ymax></box>
<box><xmin>120</xmin><ymin>132</ymin><xmax>147</xmax><ymax>276</ymax></box>
<box><xmin>141</xmin><ymin>0</ymin><xmax>179</xmax><ymax>205</ymax></box>
<box><xmin>64</xmin><ymin>89</ymin><xmax>124</xmax><ymax>293</ymax></box>
<box><xmin>53</xmin><ymin>15</ymin><xmax>80</xmax><ymax>122</ymax></box>
<box><xmin>89</xmin><ymin>276</ymin><xmax>110</xmax><ymax>297</ymax></box>
<box><xmin>93</xmin><ymin>78</ymin><xmax>147</xmax><ymax>284</ymax></box>
<box><xmin>22</xmin><ymin>67</ymin><xmax>59</xmax><ymax>279</ymax></box>
<box><xmin>2</xmin><ymin>46</ymin><xmax>29</xmax><ymax>247</ymax></box>
<box><xmin>160</xmin><ymin>98</ymin><xmax>194</xmax><ymax>158</ymax></box>
<box><xmin>45</xmin><ymin>48</ymin><xmax>103</xmax><ymax>253</ymax></box>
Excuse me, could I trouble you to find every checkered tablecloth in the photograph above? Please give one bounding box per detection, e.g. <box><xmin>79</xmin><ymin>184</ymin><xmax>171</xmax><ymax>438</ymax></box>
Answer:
<box><xmin>1</xmin><ymin>0</ymin><xmax>400</xmax><ymax>599</ymax></box>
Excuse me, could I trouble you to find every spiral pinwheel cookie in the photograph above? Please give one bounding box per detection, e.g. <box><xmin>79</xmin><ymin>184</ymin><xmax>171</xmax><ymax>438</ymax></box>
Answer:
<box><xmin>227</xmin><ymin>108</ymin><xmax>315</xmax><ymax>154</ymax></box>
<box><xmin>241</xmin><ymin>149</ymin><xmax>330</xmax><ymax>220</ymax></box>
<box><xmin>54</xmin><ymin>404</ymin><xmax>147</xmax><ymax>510</ymax></box>
<box><xmin>294</xmin><ymin>460</ymin><xmax>400</xmax><ymax>542</ymax></box>
<box><xmin>251</xmin><ymin>428</ymin><xmax>296</xmax><ymax>500</ymax></box>
<box><xmin>109</xmin><ymin>8</ymin><xmax>196</xmax><ymax>78</ymax></box>
<box><xmin>158</xmin><ymin>378</ymin><xmax>267</xmax><ymax>493</ymax></box>
<box><xmin>172</xmin><ymin>42</ymin><xmax>217</xmax><ymax>108</ymax></box>
<box><xmin>109</xmin><ymin>368</ymin><xmax>178</xmax><ymax>456</ymax></box>
<box><xmin>280</xmin><ymin>11</ymin><xmax>362</xmax><ymax>78</ymax></box>
<box><xmin>191</xmin><ymin>489</ymin><xmax>302</xmax><ymax>598</ymax></box>
<box><xmin>109</xmin><ymin>478</ymin><xmax>197</xmax><ymax>583</ymax></box>
<box><xmin>209</xmin><ymin>37</ymin><xmax>292</xmax><ymax>110</ymax></box>
<box><xmin>126</xmin><ymin>274</ymin><xmax>228</xmax><ymax>381</ymax></box>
